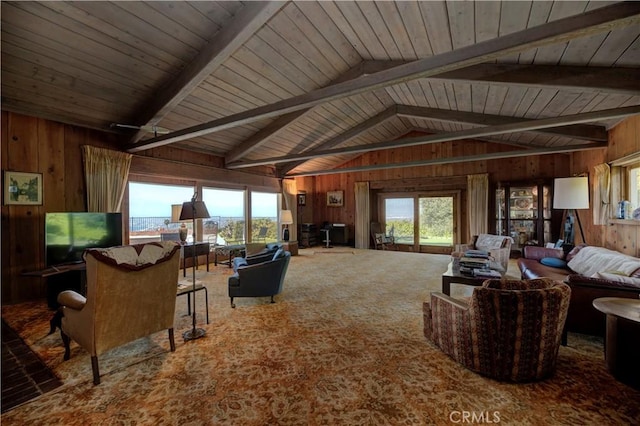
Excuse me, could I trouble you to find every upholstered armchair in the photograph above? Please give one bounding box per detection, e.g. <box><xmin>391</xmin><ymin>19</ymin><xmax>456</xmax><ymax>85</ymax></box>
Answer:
<box><xmin>228</xmin><ymin>249</ymin><xmax>291</xmax><ymax>308</ymax></box>
<box><xmin>454</xmin><ymin>234</ymin><xmax>513</xmax><ymax>271</ymax></box>
<box><xmin>57</xmin><ymin>242</ymin><xmax>181</xmax><ymax>385</ymax></box>
<box><xmin>232</xmin><ymin>242</ymin><xmax>283</xmax><ymax>272</ymax></box>
<box><xmin>423</xmin><ymin>278</ymin><xmax>571</xmax><ymax>382</ymax></box>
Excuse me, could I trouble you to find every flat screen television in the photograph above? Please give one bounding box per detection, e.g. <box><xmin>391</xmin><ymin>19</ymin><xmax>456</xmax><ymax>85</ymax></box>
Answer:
<box><xmin>45</xmin><ymin>212</ymin><xmax>123</xmax><ymax>267</ymax></box>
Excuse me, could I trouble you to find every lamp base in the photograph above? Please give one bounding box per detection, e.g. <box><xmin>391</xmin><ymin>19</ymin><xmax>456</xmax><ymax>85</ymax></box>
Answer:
<box><xmin>183</xmin><ymin>327</ymin><xmax>206</xmax><ymax>341</ymax></box>
<box><xmin>283</xmin><ymin>227</ymin><xmax>290</xmax><ymax>242</ymax></box>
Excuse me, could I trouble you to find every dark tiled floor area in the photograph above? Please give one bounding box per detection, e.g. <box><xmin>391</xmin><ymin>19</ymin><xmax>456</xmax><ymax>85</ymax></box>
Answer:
<box><xmin>1</xmin><ymin>319</ymin><xmax>62</xmax><ymax>413</ymax></box>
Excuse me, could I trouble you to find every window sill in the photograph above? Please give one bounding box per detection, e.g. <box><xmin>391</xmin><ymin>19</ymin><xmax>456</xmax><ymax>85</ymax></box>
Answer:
<box><xmin>609</xmin><ymin>219</ymin><xmax>640</xmax><ymax>226</ymax></box>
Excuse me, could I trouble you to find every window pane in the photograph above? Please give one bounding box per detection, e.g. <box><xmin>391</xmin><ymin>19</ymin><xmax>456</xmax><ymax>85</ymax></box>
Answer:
<box><xmin>385</xmin><ymin>198</ymin><xmax>414</xmax><ymax>244</ymax></box>
<box><xmin>419</xmin><ymin>196</ymin><xmax>453</xmax><ymax>246</ymax></box>
<box><xmin>250</xmin><ymin>192</ymin><xmax>278</xmax><ymax>243</ymax></box>
<box><xmin>128</xmin><ymin>182</ymin><xmax>194</xmax><ymax>242</ymax></box>
<box><xmin>203</xmin><ymin>188</ymin><xmax>245</xmax><ymax>245</ymax></box>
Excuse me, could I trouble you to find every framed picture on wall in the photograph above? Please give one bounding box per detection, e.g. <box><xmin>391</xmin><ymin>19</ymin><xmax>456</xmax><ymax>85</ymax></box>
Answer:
<box><xmin>297</xmin><ymin>193</ymin><xmax>306</xmax><ymax>206</ymax></box>
<box><xmin>4</xmin><ymin>171</ymin><xmax>43</xmax><ymax>205</ymax></box>
<box><xmin>327</xmin><ymin>190</ymin><xmax>343</xmax><ymax>207</ymax></box>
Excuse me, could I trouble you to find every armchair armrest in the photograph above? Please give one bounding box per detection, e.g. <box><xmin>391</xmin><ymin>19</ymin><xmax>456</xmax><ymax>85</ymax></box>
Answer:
<box><xmin>424</xmin><ymin>292</ymin><xmax>473</xmax><ymax>366</ymax></box>
<box><xmin>57</xmin><ymin>290</ymin><xmax>86</xmax><ymax>311</ymax></box>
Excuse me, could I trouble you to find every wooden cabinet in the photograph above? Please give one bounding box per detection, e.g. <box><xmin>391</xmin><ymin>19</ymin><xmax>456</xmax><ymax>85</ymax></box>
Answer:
<box><xmin>299</xmin><ymin>223</ymin><xmax>318</xmax><ymax>248</ymax></box>
<box><xmin>493</xmin><ymin>182</ymin><xmax>560</xmax><ymax>253</ymax></box>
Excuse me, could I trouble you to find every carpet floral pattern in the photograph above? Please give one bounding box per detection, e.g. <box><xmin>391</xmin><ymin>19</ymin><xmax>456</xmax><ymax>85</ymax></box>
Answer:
<box><xmin>1</xmin><ymin>250</ymin><xmax>639</xmax><ymax>425</ymax></box>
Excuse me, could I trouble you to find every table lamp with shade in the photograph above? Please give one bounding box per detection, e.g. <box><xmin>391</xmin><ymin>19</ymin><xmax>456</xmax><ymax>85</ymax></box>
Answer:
<box><xmin>553</xmin><ymin>176</ymin><xmax>589</xmax><ymax>245</ymax></box>
<box><xmin>179</xmin><ymin>194</ymin><xmax>210</xmax><ymax>341</ymax></box>
<box><xmin>280</xmin><ymin>209</ymin><xmax>293</xmax><ymax>242</ymax></box>
<box><xmin>171</xmin><ymin>204</ymin><xmax>188</xmax><ymax>243</ymax></box>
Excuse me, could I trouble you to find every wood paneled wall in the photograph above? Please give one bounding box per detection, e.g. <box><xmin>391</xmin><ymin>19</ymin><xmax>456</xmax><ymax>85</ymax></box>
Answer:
<box><xmin>304</xmin><ymin>136</ymin><xmax>570</xmax><ymax>248</ymax></box>
<box><xmin>571</xmin><ymin>115</ymin><xmax>640</xmax><ymax>256</ymax></box>
<box><xmin>2</xmin><ymin>112</ymin><xmax>638</xmax><ymax>304</ymax></box>
<box><xmin>1</xmin><ymin>112</ymin><xmax>280</xmax><ymax>305</ymax></box>
<box><xmin>304</xmin><ymin>119</ymin><xmax>639</xmax><ymax>256</ymax></box>
<box><xmin>1</xmin><ymin>112</ymin><xmax>117</xmax><ymax>303</ymax></box>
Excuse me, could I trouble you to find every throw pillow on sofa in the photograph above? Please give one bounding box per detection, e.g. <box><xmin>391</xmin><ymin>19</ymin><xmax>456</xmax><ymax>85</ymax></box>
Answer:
<box><xmin>540</xmin><ymin>257</ymin><xmax>567</xmax><ymax>268</ymax></box>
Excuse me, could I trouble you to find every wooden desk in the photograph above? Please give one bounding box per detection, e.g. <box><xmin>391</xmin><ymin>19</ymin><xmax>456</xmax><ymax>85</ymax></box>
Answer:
<box><xmin>181</xmin><ymin>242</ymin><xmax>210</xmax><ymax>277</ymax></box>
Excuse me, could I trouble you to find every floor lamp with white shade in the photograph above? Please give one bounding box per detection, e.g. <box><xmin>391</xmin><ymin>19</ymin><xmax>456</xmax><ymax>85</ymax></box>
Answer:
<box><xmin>553</xmin><ymin>176</ymin><xmax>589</xmax><ymax>245</ymax></box>
<box><xmin>180</xmin><ymin>194</ymin><xmax>210</xmax><ymax>341</ymax></box>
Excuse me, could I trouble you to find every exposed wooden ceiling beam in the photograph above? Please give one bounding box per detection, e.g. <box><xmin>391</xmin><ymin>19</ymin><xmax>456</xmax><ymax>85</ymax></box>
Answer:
<box><xmin>224</xmin><ymin>110</ymin><xmax>308</xmax><ymax>163</ymax></box>
<box><xmin>396</xmin><ymin>105</ymin><xmax>608</xmax><ymax>142</ymax></box>
<box><xmin>276</xmin><ymin>106</ymin><xmax>398</xmax><ymax>175</ymax></box>
<box><xmin>127</xmin><ymin>2</ymin><xmax>640</xmax><ymax>153</ymax></box>
<box><xmin>287</xmin><ymin>144</ymin><xmax>607</xmax><ymax>177</ymax></box>
<box><xmin>226</xmin><ymin>106</ymin><xmax>639</xmax><ymax>168</ymax></box>
<box><xmin>126</xmin><ymin>1</ymin><xmax>287</xmax><ymax>144</ymax></box>
<box><xmin>431</xmin><ymin>64</ymin><xmax>640</xmax><ymax>96</ymax></box>
<box><xmin>239</xmin><ymin>62</ymin><xmax>613</xmax><ymax>168</ymax></box>
<box><xmin>225</xmin><ymin>61</ymin><xmax>405</xmax><ymax>164</ymax></box>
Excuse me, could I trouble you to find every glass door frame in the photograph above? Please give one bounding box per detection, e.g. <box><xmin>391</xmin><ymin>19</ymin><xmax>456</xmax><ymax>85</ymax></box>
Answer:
<box><xmin>378</xmin><ymin>190</ymin><xmax>461</xmax><ymax>253</ymax></box>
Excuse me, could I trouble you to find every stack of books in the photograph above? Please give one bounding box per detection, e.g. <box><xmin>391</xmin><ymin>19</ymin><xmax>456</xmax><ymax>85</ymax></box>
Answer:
<box><xmin>459</xmin><ymin>249</ymin><xmax>490</xmax><ymax>270</ymax></box>
<box><xmin>473</xmin><ymin>268</ymin><xmax>502</xmax><ymax>278</ymax></box>
<box><xmin>457</xmin><ymin>249</ymin><xmax>491</xmax><ymax>275</ymax></box>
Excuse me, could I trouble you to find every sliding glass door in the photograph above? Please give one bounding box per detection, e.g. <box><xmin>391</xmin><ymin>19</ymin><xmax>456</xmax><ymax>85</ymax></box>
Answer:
<box><xmin>419</xmin><ymin>196</ymin><xmax>454</xmax><ymax>246</ymax></box>
<box><xmin>381</xmin><ymin>192</ymin><xmax>458</xmax><ymax>251</ymax></box>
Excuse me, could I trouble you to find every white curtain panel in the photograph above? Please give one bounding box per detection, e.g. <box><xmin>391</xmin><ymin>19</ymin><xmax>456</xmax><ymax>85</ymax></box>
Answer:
<box><xmin>354</xmin><ymin>182</ymin><xmax>370</xmax><ymax>249</ymax></box>
<box><xmin>593</xmin><ymin>163</ymin><xmax>611</xmax><ymax>225</ymax></box>
<box><xmin>467</xmin><ymin>173</ymin><xmax>489</xmax><ymax>238</ymax></box>
<box><xmin>82</xmin><ymin>145</ymin><xmax>132</xmax><ymax>212</ymax></box>
<box><xmin>282</xmin><ymin>179</ymin><xmax>297</xmax><ymax>242</ymax></box>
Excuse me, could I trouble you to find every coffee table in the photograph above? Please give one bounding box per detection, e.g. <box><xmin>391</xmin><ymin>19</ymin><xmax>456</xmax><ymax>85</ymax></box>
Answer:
<box><xmin>441</xmin><ymin>261</ymin><xmax>505</xmax><ymax>295</ymax></box>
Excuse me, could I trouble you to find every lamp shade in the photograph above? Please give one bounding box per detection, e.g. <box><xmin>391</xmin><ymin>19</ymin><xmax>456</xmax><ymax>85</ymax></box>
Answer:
<box><xmin>180</xmin><ymin>201</ymin><xmax>210</xmax><ymax>220</ymax></box>
<box><xmin>280</xmin><ymin>210</ymin><xmax>293</xmax><ymax>225</ymax></box>
<box><xmin>553</xmin><ymin>177</ymin><xmax>589</xmax><ymax>209</ymax></box>
<box><xmin>171</xmin><ymin>204</ymin><xmax>183</xmax><ymax>222</ymax></box>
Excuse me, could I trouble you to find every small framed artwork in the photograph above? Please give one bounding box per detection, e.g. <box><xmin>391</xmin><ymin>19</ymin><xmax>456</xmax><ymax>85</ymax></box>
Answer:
<box><xmin>4</xmin><ymin>171</ymin><xmax>43</xmax><ymax>205</ymax></box>
<box><xmin>326</xmin><ymin>190</ymin><xmax>344</xmax><ymax>207</ymax></box>
<box><xmin>297</xmin><ymin>193</ymin><xmax>306</xmax><ymax>206</ymax></box>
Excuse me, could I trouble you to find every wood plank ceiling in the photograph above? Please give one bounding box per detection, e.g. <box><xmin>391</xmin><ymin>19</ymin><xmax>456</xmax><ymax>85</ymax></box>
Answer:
<box><xmin>2</xmin><ymin>1</ymin><xmax>639</xmax><ymax>177</ymax></box>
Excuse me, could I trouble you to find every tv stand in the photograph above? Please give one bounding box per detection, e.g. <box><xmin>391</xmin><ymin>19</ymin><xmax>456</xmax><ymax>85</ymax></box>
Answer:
<box><xmin>23</xmin><ymin>263</ymin><xmax>86</xmax><ymax>309</ymax></box>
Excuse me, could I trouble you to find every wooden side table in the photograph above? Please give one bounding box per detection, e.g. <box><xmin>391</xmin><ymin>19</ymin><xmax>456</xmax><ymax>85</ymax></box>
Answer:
<box><xmin>283</xmin><ymin>241</ymin><xmax>298</xmax><ymax>256</ymax></box>
<box><xmin>592</xmin><ymin>297</ymin><xmax>640</xmax><ymax>390</ymax></box>
<box><xmin>181</xmin><ymin>242</ymin><xmax>210</xmax><ymax>276</ymax></box>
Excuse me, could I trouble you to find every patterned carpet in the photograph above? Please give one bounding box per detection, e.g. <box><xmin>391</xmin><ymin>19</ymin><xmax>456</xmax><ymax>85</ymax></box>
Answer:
<box><xmin>1</xmin><ymin>249</ymin><xmax>639</xmax><ymax>425</ymax></box>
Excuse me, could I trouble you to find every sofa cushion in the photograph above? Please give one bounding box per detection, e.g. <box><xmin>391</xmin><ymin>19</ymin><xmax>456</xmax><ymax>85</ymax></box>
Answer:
<box><xmin>592</xmin><ymin>272</ymin><xmax>640</xmax><ymax>287</ymax></box>
<box><xmin>567</xmin><ymin>246</ymin><xmax>640</xmax><ymax>277</ymax></box>
<box><xmin>540</xmin><ymin>257</ymin><xmax>567</xmax><ymax>268</ymax></box>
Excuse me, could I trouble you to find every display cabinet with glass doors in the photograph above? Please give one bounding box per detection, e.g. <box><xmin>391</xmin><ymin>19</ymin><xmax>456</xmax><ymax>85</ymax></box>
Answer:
<box><xmin>493</xmin><ymin>182</ymin><xmax>558</xmax><ymax>254</ymax></box>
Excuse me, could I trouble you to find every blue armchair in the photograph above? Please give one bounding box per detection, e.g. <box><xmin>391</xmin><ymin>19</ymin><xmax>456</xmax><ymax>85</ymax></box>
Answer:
<box><xmin>228</xmin><ymin>250</ymin><xmax>291</xmax><ymax>308</ymax></box>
